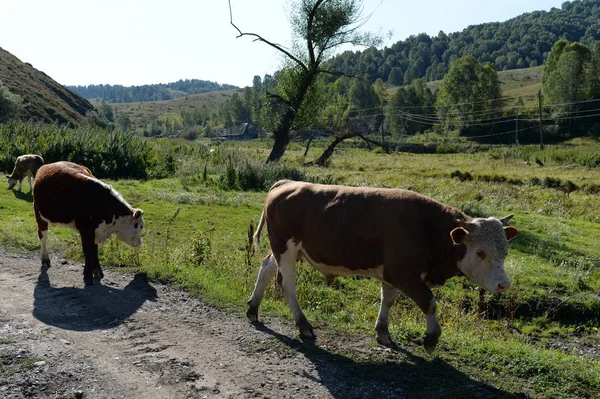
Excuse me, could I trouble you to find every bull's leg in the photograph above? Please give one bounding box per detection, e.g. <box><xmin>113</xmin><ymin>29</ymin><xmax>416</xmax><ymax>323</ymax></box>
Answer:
<box><xmin>39</xmin><ymin>229</ymin><xmax>50</xmax><ymax>268</ymax></box>
<box><xmin>247</xmin><ymin>253</ymin><xmax>278</xmax><ymax>322</ymax></box>
<box><xmin>386</xmin><ymin>274</ymin><xmax>440</xmax><ymax>353</ymax></box>
<box><xmin>80</xmin><ymin>229</ymin><xmax>100</xmax><ymax>286</ymax></box>
<box><xmin>375</xmin><ymin>282</ymin><xmax>400</xmax><ymax>346</ymax></box>
<box><xmin>277</xmin><ymin>244</ymin><xmax>315</xmax><ymax>339</ymax></box>
<box><xmin>35</xmin><ymin>207</ymin><xmax>51</xmax><ymax>268</ymax></box>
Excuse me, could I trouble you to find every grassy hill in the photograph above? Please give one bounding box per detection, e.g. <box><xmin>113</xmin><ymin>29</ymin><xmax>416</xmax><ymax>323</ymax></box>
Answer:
<box><xmin>104</xmin><ymin>89</ymin><xmax>239</xmax><ymax>134</ymax></box>
<box><xmin>0</xmin><ymin>47</ymin><xmax>93</xmax><ymax>126</ymax></box>
<box><xmin>384</xmin><ymin>66</ymin><xmax>543</xmax><ymax>106</ymax></box>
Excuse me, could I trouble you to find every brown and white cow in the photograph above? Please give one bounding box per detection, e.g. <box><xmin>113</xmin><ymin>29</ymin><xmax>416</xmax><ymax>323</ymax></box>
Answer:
<box><xmin>248</xmin><ymin>180</ymin><xmax>518</xmax><ymax>353</ymax></box>
<box><xmin>7</xmin><ymin>154</ymin><xmax>44</xmax><ymax>192</ymax></box>
<box><xmin>33</xmin><ymin>161</ymin><xmax>144</xmax><ymax>286</ymax></box>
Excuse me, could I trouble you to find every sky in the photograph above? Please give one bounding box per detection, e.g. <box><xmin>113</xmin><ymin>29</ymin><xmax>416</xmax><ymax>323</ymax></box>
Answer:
<box><xmin>2</xmin><ymin>0</ymin><xmax>565</xmax><ymax>88</ymax></box>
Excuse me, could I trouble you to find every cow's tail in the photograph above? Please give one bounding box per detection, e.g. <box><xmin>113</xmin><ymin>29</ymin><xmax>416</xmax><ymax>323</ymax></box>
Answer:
<box><xmin>253</xmin><ymin>210</ymin><xmax>266</xmax><ymax>250</ymax></box>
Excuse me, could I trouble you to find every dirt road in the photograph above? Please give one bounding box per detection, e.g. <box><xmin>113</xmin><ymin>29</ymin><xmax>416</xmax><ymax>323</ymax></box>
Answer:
<box><xmin>0</xmin><ymin>250</ymin><xmax>515</xmax><ymax>398</ymax></box>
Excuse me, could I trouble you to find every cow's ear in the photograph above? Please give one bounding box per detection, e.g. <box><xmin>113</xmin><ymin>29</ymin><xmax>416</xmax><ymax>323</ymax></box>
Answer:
<box><xmin>450</xmin><ymin>227</ymin><xmax>468</xmax><ymax>245</ymax></box>
<box><xmin>133</xmin><ymin>209</ymin><xmax>144</xmax><ymax>219</ymax></box>
<box><xmin>504</xmin><ymin>226</ymin><xmax>518</xmax><ymax>241</ymax></box>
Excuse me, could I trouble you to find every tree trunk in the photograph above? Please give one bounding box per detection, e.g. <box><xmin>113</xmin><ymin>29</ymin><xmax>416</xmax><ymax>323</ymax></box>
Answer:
<box><xmin>265</xmin><ymin>103</ymin><xmax>300</xmax><ymax>164</ymax></box>
<box><xmin>308</xmin><ymin>133</ymin><xmax>390</xmax><ymax>167</ymax></box>
<box><xmin>313</xmin><ymin>134</ymin><xmax>354</xmax><ymax>166</ymax></box>
<box><xmin>266</xmin><ymin>131</ymin><xmax>290</xmax><ymax>164</ymax></box>
<box><xmin>303</xmin><ymin>134</ymin><xmax>314</xmax><ymax>157</ymax></box>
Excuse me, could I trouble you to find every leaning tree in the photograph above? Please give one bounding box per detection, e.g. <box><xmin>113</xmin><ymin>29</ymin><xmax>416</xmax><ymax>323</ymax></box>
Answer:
<box><xmin>230</xmin><ymin>0</ymin><xmax>381</xmax><ymax>163</ymax></box>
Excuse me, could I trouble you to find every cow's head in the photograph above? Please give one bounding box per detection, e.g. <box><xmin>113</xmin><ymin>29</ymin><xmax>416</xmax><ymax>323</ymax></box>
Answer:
<box><xmin>7</xmin><ymin>176</ymin><xmax>17</xmax><ymax>189</ymax></box>
<box><xmin>115</xmin><ymin>209</ymin><xmax>144</xmax><ymax>247</ymax></box>
<box><xmin>450</xmin><ymin>215</ymin><xmax>518</xmax><ymax>292</ymax></box>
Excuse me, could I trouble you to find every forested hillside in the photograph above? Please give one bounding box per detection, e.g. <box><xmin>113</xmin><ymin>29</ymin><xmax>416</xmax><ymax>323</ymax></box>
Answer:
<box><xmin>327</xmin><ymin>0</ymin><xmax>600</xmax><ymax>84</ymax></box>
<box><xmin>67</xmin><ymin>79</ymin><xmax>238</xmax><ymax>103</ymax></box>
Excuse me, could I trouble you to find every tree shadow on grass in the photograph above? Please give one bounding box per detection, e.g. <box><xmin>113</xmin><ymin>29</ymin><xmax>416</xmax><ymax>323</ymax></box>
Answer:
<box><xmin>10</xmin><ymin>189</ymin><xmax>33</xmax><ymax>203</ymax></box>
<box><xmin>33</xmin><ymin>267</ymin><xmax>157</xmax><ymax>331</ymax></box>
<box><xmin>251</xmin><ymin>322</ymin><xmax>522</xmax><ymax>399</ymax></box>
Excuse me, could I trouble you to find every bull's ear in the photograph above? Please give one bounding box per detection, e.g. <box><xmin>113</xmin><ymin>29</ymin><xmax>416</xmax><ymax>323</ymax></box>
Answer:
<box><xmin>133</xmin><ymin>209</ymin><xmax>144</xmax><ymax>219</ymax></box>
<box><xmin>450</xmin><ymin>227</ymin><xmax>468</xmax><ymax>245</ymax></box>
<box><xmin>499</xmin><ymin>214</ymin><xmax>514</xmax><ymax>225</ymax></box>
<box><xmin>504</xmin><ymin>226</ymin><xmax>518</xmax><ymax>241</ymax></box>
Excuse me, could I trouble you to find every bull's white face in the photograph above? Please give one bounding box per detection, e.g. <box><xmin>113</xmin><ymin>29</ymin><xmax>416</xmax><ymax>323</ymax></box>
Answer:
<box><xmin>7</xmin><ymin>177</ymin><xmax>17</xmax><ymax>189</ymax></box>
<box><xmin>114</xmin><ymin>209</ymin><xmax>144</xmax><ymax>247</ymax></box>
<box><xmin>451</xmin><ymin>216</ymin><xmax>518</xmax><ymax>292</ymax></box>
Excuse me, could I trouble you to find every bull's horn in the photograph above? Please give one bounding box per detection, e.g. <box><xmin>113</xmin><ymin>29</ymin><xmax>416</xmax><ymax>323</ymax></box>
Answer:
<box><xmin>458</xmin><ymin>220</ymin><xmax>478</xmax><ymax>233</ymax></box>
<box><xmin>499</xmin><ymin>214</ymin><xmax>514</xmax><ymax>225</ymax></box>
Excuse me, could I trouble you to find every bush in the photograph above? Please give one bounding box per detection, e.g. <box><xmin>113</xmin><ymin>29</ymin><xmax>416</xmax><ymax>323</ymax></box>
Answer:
<box><xmin>0</xmin><ymin>121</ymin><xmax>158</xmax><ymax>179</ymax></box>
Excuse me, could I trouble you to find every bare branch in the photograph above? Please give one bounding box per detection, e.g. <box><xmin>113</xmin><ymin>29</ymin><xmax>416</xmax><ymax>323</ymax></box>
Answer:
<box><xmin>266</xmin><ymin>90</ymin><xmax>293</xmax><ymax>107</ymax></box>
<box><xmin>317</xmin><ymin>69</ymin><xmax>363</xmax><ymax>79</ymax></box>
<box><xmin>228</xmin><ymin>0</ymin><xmax>309</xmax><ymax>73</ymax></box>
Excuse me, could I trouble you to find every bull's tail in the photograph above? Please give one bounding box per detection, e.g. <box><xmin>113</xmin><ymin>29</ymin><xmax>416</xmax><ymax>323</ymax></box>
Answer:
<box><xmin>253</xmin><ymin>210</ymin><xmax>265</xmax><ymax>250</ymax></box>
<box><xmin>252</xmin><ymin>179</ymin><xmax>291</xmax><ymax>251</ymax></box>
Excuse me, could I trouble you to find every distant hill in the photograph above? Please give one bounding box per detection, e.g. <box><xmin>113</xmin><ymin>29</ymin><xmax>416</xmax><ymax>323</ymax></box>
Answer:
<box><xmin>0</xmin><ymin>47</ymin><xmax>94</xmax><ymax>126</ymax></box>
<box><xmin>68</xmin><ymin>79</ymin><xmax>238</xmax><ymax>104</ymax></box>
<box><xmin>107</xmin><ymin>89</ymin><xmax>239</xmax><ymax>134</ymax></box>
<box><xmin>327</xmin><ymin>0</ymin><xmax>600</xmax><ymax>84</ymax></box>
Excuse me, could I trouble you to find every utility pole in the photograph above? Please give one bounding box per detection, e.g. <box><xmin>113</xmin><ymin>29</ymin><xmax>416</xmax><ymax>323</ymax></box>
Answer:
<box><xmin>538</xmin><ymin>90</ymin><xmax>544</xmax><ymax>150</ymax></box>
<box><xmin>380</xmin><ymin>105</ymin><xmax>385</xmax><ymax>144</ymax></box>
<box><xmin>514</xmin><ymin>106</ymin><xmax>519</xmax><ymax>145</ymax></box>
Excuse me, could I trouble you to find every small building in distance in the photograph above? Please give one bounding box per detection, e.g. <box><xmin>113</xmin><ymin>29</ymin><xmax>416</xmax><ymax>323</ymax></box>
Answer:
<box><xmin>217</xmin><ymin>123</ymin><xmax>260</xmax><ymax>141</ymax></box>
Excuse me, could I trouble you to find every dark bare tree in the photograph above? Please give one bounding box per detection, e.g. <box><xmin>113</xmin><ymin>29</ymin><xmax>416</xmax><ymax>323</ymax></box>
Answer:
<box><xmin>229</xmin><ymin>0</ymin><xmax>382</xmax><ymax>163</ymax></box>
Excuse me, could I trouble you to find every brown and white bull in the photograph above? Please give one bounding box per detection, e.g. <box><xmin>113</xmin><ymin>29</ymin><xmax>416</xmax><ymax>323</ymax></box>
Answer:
<box><xmin>248</xmin><ymin>180</ymin><xmax>518</xmax><ymax>353</ymax></box>
<box><xmin>33</xmin><ymin>161</ymin><xmax>144</xmax><ymax>286</ymax></box>
<box><xmin>7</xmin><ymin>154</ymin><xmax>44</xmax><ymax>192</ymax></box>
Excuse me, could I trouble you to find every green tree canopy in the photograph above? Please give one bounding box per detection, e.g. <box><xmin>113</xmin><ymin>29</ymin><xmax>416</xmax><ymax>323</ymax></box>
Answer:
<box><xmin>435</xmin><ymin>56</ymin><xmax>502</xmax><ymax>134</ymax></box>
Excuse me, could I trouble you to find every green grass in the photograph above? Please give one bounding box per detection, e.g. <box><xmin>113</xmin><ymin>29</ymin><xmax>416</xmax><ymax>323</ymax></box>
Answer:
<box><xmin>2</xmin><ymin>138</ymin><xmax>600</xmax><ymax>398</ymax></box>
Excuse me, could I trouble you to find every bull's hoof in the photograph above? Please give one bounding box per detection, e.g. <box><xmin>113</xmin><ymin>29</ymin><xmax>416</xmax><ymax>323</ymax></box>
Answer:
<box><xmin>376</xmin><ymin>334</ymin><xmax>395</xmax><ymax>347</ymax></box>
<box><xmin>91</xmin><ymin>268</ymin><xmax>104</xmax><ymax>285</ymax></box>
<box><xmin>246</xmin><ymin>304</ymin><xmax>259</xmax><ymax>322</ymax></box>
<box><xmin>423</xmin><ymin>333</ymin><xmax>439</xmax><ymax>354</ymax></box>
<box><xmin>375</xmin><ymin>323</ymin><xmax>393</xmax><ymax>346</ymax></box>
<box><xmin>83</xmin><ymin>276</ymin><xmax>94</xmax><ymax>286</ymax></box>
<box><xmin>297</xmin><ymin>319</ymin><xmax>316</xmax><ymax>341</ymax></box>
<box><xmin>41</xmin><ymin>259</ymin><xmax>51</xmax><ymax>269</ymax></box>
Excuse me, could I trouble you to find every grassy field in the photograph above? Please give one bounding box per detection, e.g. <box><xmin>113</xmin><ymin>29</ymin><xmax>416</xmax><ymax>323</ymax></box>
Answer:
<box><xmin>1</xmin><ymin>137</ymin><xmax>599</xmax><ymax>398</ymax></box>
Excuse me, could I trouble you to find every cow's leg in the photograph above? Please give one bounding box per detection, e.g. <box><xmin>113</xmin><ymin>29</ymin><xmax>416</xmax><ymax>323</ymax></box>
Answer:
<box><xmin>375</xmin><ymin>282</ymin><xmax>400</xmax><ymax>346</ymax></box>
<box><xmin>35</xmin><ymin>207</ymin><xmax>51</xmax><ymax>268</ymax></box>
<box><xmin>27</xmin><ymin>175</ymin><xmax>33</xmax><ymax>192</ymax></box>
<box><xmin>387</xmin><ymin>273</ymin><xmax>440</xmax><ymax>353</ymax></box>
<box><xmin>17</xmin><ymin>178</ymin><xmax>22</xmax><ymax>192</ymax></box>
<box><xmin>277</xmin><ymin>243</ymin><xmax>315</xmax><ymax>339</ymax></box>
<box><xmin>39</xmin><ymin>229</ymin><xmax>50</xmax><ymax>268</ymax></box>
<box><xmin>80</xmin><ymin>229</ymin><xmax>99</xmax><ymax>286</ymax></box>
<box><xmin>247</xmin><ymin>253</ymin><xmax>277</xmax><ymax>322</ymax></box>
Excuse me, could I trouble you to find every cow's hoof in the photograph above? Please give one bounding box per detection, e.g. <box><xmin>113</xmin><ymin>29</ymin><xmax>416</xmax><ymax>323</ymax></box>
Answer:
<box><xmin>41</xmin><ymin>259</ymin><xmax>51</xmax><ymax>269</ymax></box>
<box><xmin>246</xmin><ymin>305</ymin><xmax>259</xmax><ymax>322</ymax></box>
<box><xmin>376</xmin><ymin>335</ymin><xmax>394</xmax><ymax>347</ymax></box>
<box><xmin>423</xmin><ymin>333</ymin><xmax>439</xmax><ymax>354</ymax></box>
<box><xmin>297</xmin><ymin>319</ymin><xmax>316</xmax><ymax>341</ymax></box>
<box><xmin>83</xmin><ymin>277</ymin><xmax>94</xmax><ymax>286</ymax></box>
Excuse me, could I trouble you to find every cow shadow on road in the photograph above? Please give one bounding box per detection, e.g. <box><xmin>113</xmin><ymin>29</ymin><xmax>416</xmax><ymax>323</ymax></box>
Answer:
<box><xmin>33</xmin><ymin>268</ymin><xmax>157</xmax><ymax>331</ymax></box>
<box><xmin>252</xmin><ymin>322</ymin><xmax>521</xmax><ymax>399</ymax></box>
